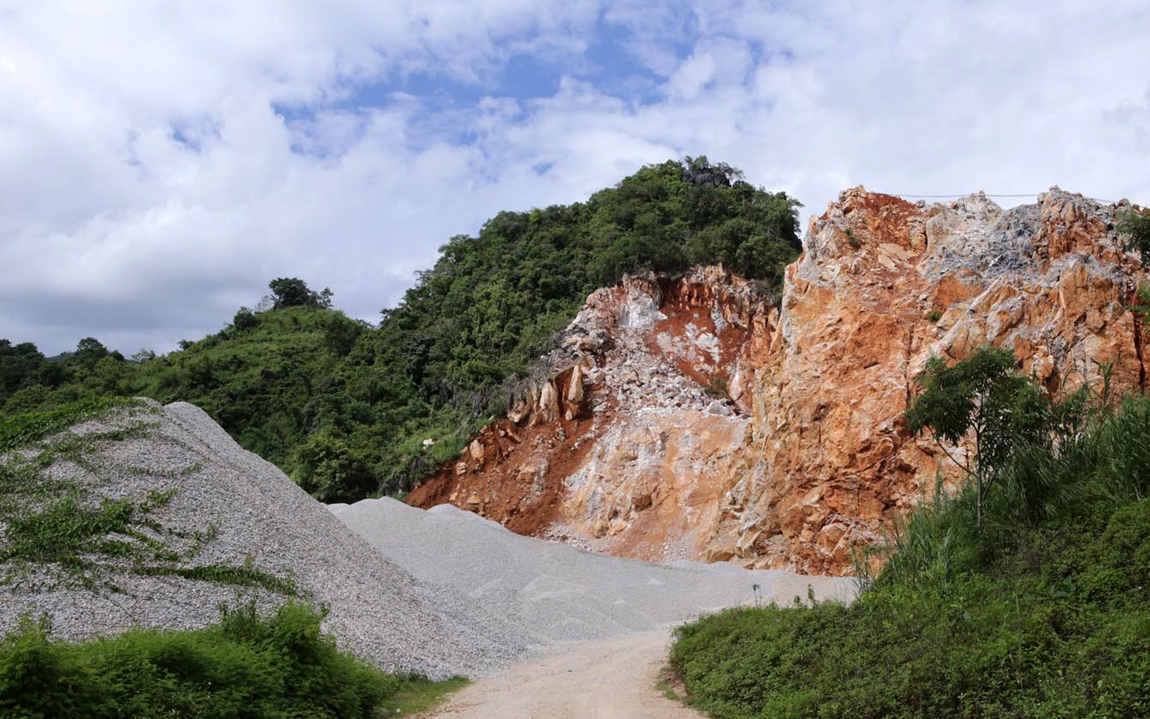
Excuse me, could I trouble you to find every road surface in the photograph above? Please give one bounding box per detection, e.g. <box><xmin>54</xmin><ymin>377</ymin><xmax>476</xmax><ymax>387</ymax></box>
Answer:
<box><xmin>418</xmin><ymin>631</ymin><xmax>703</xmax><ymax>719</ymax></box>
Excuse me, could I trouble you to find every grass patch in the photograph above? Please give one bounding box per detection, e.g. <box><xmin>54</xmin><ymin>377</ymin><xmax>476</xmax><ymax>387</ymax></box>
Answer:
<box><xmin>0</xmin><ymin>396</ymin><xmax>143</xmax><ymax>453</ymax></box>
<box><xmin>655</xmin><ymin>664</ymin><xmax>687</xmax><ymax>703</ymax></box>
<box><xmin>1</xmin><ymin>490</ymin><xmax>176</xmax><ymax>572</ymax></box>
<box><xmin>377</xmin><ymin>675</ymin><xmax>470</xmax><ymax>716</ymax></box>
<box><xmin>0</xmin><ymin>600</ymin><xmax>442</xmax><ymax>719</ymax></box>
<box><xmin>136</xmin><ymin>562</ymin><xmax>300</xmax><ymax>596</ymax></box>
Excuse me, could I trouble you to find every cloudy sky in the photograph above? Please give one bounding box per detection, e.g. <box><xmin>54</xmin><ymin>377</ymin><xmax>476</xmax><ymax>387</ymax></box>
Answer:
<box><xmin>2</xmin><ymin>1</ymin><xmax>1148</xmax><ymax>356</ymax></box>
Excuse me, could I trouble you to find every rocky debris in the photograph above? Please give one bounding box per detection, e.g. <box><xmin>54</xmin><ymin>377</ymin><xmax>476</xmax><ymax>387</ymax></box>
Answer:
<box><xmin>411</xmin><ymin>188</ymin><xmax>1148</xmax><ymax>576</ymax></box>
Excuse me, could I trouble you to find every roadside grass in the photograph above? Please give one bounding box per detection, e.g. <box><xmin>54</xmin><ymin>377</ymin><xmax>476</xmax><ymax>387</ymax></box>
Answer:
<box><xmin>655</xmin><ymin>664</ymin><xmax>688</xmax><ymax>703</ymax></box>
<box><xmin>377</xmin><ymin>675</ymin><xmax>470</xmax><ymax>716</ymax></box>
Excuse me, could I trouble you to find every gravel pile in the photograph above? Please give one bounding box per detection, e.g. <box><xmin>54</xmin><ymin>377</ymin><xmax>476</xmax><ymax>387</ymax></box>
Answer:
<box><xmin>2</xmin><ymin>400</ymin><xmax>856</xmax><ymax>679</ymax></box>
<box><xmin>330</xmin><ymin>498</ymin><xmax>857</xmax><ymax>645</ymax></box>
<box><xmin>0</xmin><ymin>401</ymin><xmax>535</xmax><ymax>678</ymax></box>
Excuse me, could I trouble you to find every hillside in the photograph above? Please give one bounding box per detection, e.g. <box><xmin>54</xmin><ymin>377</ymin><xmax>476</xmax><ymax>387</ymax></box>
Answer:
<box><xmin>5</xmin><ymin>174</ymin><xmax>1149</xmax><ymax>578</ymax></box>
<box><xmin>0</xmin><ymin>157</ymin><xmax>802</xmax><ymax>504</ymax></box>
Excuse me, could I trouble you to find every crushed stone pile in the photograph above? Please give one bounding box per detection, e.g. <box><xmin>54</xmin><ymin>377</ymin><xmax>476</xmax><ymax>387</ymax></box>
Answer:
<box><xmin>0</xmin><ymin>401</ymin><xmax>534</xmax><ymax>678</ymax></box>
<box><xmin>330</xmin><ymin>498</ymin><xmax>857</xmax><ymax>646</ymax></box>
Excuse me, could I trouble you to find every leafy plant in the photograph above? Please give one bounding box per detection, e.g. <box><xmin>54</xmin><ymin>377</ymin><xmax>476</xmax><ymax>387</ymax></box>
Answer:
<box><xmin>905</xmin><ymin>346</ymin><xmax>1051</xmax><ymax>528</ymax></box>
<box><xmin>0</xmin><ymin>601</ymin><xmax>458</xmax><ymax>718</ymax></box>
<box><xmin>704</xmin><ymin>376</ymin><xmax>729</xmax><ymax>400</ymax></box>
<box><xmin>1118</xmin><ymin>207</ymin><xmax>1150</xmax><ymax>265</ymax></box>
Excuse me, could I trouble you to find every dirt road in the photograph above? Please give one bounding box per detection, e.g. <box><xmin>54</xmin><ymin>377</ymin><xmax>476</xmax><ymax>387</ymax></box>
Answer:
<box><xmin>418</xmin><ymin>631</ymin><xmax>703</xmax><ymax>719</ymax></box>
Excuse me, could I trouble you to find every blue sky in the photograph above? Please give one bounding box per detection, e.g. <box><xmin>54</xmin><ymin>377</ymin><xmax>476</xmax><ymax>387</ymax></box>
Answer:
<box><xmin>1</xmin><ymin>0</ymin><xmax>1149</xmax><ymax>355</ymax></box>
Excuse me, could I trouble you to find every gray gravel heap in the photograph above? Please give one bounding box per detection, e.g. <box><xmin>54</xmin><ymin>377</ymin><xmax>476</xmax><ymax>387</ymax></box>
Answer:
<box><xmin>0</xmin><ymin>400</ymin><xmax>534</xmax><ymax>678</ymax></box>
<box><xmin>330</xmin><ymin>498</ymin><xmax>857</xmax><ymax>645</ymax></box>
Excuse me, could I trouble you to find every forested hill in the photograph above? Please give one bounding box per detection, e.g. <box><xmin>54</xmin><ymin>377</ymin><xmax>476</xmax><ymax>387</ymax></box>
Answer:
<box><xmin>0</xmin><ymin>157</ymin><xmax>802</xmax><ymax>502</ymax></box>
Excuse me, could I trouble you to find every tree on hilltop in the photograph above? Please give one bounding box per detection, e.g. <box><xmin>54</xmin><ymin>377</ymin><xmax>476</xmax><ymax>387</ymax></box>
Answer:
<box><xmin>267</xmin><ymin>278</ymin><xmax>333</xmax><ymax>310</ymax></box>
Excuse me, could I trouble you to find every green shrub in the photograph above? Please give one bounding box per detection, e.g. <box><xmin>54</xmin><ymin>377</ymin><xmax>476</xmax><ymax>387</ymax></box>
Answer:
<box><xmin>0</xmin><ymin>601</ymin><xmax>442</xmax><ymax>719</ymax></box>
<box><xmin>1119</xmin><ymin>208</ymin><xmax>1150</xmax><ymax>265</ymax></box>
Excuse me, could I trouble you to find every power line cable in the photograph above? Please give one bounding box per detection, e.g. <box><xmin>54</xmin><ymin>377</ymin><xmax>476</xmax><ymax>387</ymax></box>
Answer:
<box><xmin>889</xmin><ymin>192</ymin><xmax>1119</xmax><ymax>204</ymax></box>
<box><xmin>892</xmin><ymin>193</ymin><xmax>1039</xmax><ymax>198</ymax></box>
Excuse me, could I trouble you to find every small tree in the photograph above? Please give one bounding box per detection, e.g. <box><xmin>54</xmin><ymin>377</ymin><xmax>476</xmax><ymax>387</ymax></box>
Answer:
<box><xmin>905</xmin><ymin>346</ymin><xmax>1050</xmax><ymax>529</ymax></box>
<box><xmin>1118</xmin><ymin>208</ymin><xmax>1150</xmax><ymax>266</ymax></box>
<box><xmin>267</xmin><ymin>278</ymin><xmax>333</xmax><ymax>310</ymax></box>
<box><xmin>232</xmin><ymin>307</ymin><xmax>260</xmax><ymax>331</ymax></box>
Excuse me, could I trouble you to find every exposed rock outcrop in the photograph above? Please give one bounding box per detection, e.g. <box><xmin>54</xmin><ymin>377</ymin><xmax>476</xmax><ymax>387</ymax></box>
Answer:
<box><xmin>408</xmin><ymin>267</ymin><xmax>770</xmax><ymax>562</ymax></box>
<box><xmin>410</xmin><ymin>188</ymin><xmax>1147</xmax><ymax>574</ymax></box>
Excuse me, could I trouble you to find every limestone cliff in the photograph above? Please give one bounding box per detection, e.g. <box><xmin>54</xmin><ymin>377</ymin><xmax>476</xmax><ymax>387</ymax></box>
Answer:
<box><xmin>410</xmin><ymin>187</ymin><xmax>1147</xmax><ymax>574</ymax></box>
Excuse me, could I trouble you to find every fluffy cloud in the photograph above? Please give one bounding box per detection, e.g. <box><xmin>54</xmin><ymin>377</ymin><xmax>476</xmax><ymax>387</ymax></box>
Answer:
<box><xmin>2</xmin><ymin>0</ymin><xmax>1148</xmax><ymax>354</ymax></box>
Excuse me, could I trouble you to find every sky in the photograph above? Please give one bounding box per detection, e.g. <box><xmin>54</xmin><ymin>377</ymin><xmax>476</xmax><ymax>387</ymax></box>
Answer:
<box><xmin>2</xmin><ymin>1</ymin><xmax>1148</xmax><ymax>356</ymax></box>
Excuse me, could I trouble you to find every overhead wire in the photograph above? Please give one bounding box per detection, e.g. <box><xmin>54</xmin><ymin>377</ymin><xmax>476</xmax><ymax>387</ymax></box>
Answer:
<box><xmin>888</xmin><ymin>192</ymin><xmax>1119</xmax><ymax>204</ymax></box>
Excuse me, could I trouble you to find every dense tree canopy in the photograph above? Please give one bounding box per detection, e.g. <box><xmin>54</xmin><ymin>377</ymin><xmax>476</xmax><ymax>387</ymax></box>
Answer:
<box><xmin>0</xmin><ymin>158</ymin><xmax>803</xmax><ymax>502</ymax></box>
<box><xmin>268</xmin><ymin>278</ymin><xmax>333</xmax><ymax>309</ymax></box>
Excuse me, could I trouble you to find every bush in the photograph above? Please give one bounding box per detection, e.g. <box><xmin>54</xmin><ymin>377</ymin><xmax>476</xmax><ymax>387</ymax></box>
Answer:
<box><xmin>0</xmin><ymin>601</ymin><xmax>410</xmax><ymax>719</ymax></box>
<box><xmin>1119</xmin><ymin>208</ymin><xmax>1150</xmax><ymax>265</ymax></box>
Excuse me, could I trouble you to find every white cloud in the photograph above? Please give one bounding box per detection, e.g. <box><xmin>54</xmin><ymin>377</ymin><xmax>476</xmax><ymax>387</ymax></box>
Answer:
<box><xmin>2</xmin><ymin>0</ymin><xmax>1149</xmax><ymax>356</ymax></box>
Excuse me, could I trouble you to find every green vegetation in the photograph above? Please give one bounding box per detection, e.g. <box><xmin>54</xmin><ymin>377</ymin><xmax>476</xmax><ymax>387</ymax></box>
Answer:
<box><xmin>1119</xmin><ymin>207</ymin><xmax>1150</xmax><ymax>265</ymax></box>
<box><xmin>0</xmin><ymin>400</ymin><xmax>296</xmax><ymax>594</ymax></box>
<box><xmin>378</xmin><ymin>675</ymin><xmax>470</xmax><ymax>716</ymax></box>
<box><xmin>905</xmin><ymin>346</ymin><xmax>1053</xmax><ymax>528</ymax></box>
<box><xmin>0</xmin><ymin>158</ymin><xmax>802</xmax><ymax>503</ymax></box>
<box><xmin>0</xmin><ymin>600</ymin><xmax>462</xmax><ymax>719</ymax></box>
<box><xmin>671</xmin><ymin>348</ymin><xmax>1150</xmax><ymax>718</ymax></box>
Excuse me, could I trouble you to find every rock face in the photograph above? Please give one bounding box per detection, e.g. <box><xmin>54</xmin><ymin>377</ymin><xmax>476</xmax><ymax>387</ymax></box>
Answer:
<box><xmin>408</xmin><ymin>267</ymin><xmax>771</xmax><ymax>562</ymax></box>
<box><xmin>410</xmin><ymin>188</ymin><xmax>1148</xmax><ymax>574</ymax></box>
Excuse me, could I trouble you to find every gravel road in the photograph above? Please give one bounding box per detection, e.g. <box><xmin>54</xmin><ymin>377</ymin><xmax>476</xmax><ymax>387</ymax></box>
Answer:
<box><xmin>416</xmin><ymin>632</ymin><xmax>701</xmax><ymax>719</ymax></box>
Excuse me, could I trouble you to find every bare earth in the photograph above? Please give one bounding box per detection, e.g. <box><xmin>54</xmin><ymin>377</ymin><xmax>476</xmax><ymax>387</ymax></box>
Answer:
<box><xmin>418</xmin><ymin>631</ymin><xmax>703</xmax><ymax>719</ymax></box>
